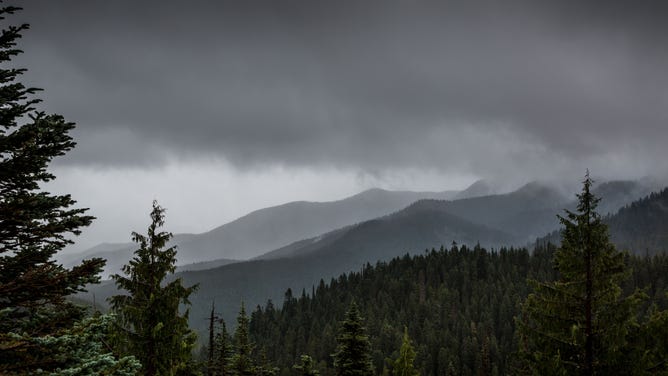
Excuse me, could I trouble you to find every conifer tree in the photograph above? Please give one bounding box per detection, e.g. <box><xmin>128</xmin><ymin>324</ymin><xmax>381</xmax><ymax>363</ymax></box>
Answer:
<box><xmin>0</xmin><ymin>3</ymin><xmax>136</xmax><ymax>374</ymax></box>
<box><xmin>293</xmin><ymin>355</ymin><xmax>320</xmax><ymax>376</ymax></box>
<box><xmin>230</xmin><ymin>302</ymin><xmax>255</xmax><ymax>376</ymax></box>
<box><xmin>332</xmin><ymin>301</ymin><xmax>374</xmax><ymax>376</ymax></box>
<box><xmin>208</xmin><ymin>302</ymin><xmax>217</xmax><ymax>376</ymax></box>
<box><xmin>255</xmin><ymin>350</ymin><xmax>278</xmax><ymax>376</ymax></box>
<box><xmin>214</xmin><ymin>319</ymin><xmax>232</xmax><ymax>376</ymax></box>
<box><xmin>392</xmin><ymin>327</ymin><xmax>418</xmax><ymax>376</ymax></box>
<box><xmin>29</xmin><ymin>314</ymin><xmax>142</xmax><ymax>375</ymax></box>
<box><xmin>109</xmin><ymin>201</ymin><xmax>199</xmax><ymax>376</ymax></box>
<box><xmin>517</xmin><ymin>173</ymin><xmax>646</xmax><ymax>375</ymax></box>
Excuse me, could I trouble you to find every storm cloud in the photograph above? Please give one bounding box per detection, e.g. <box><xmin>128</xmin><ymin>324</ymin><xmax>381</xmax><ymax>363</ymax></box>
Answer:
<box><xmin>13</xmin><ymin>0</ymin><xmax>668</xmax><ymax>181</ymax></box>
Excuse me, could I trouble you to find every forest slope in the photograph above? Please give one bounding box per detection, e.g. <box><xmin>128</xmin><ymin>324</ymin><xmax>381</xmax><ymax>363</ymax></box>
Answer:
<box><xmin>247</xmin><ymin>245</ymin><xmax>668</xmax><ymax>375</ymax></box>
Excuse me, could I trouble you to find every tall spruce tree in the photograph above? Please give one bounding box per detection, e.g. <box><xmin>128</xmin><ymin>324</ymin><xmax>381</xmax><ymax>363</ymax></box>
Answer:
<box><xmin>332</xmin><ymin>301</ymin><xmax>374</xmax><ymax>376</ymax></box>
<box><xmin>293</xmin><ymin>355</ymin><xmax>320</xmax><ymax>376</ymax></box>
<box><xmin>214</xmin><ymin>319</ymin><xmax>232</xmax><ymax>376</ymax></box>
<box><xmin>392</xmin><ymin>327</ymin><xmax>418</xmax><ymax>376</ymax></box>
<box><xmin>109</xmin><ymin>201</ymin><xmax>199</xmax><ymax>376</ymax></box>
<box><xmin>517</xmin><ymin>173</ymin><xmax>646</xmax><ymax>375</ymax></box>
<box><xmin>0</xmin><ymin>3</ymin><xmax>138</xmax><ymax>374</ymax></box>
<box><xmin>208</xmin><ymin>302</ymin><xmax>217</xmax><ymax>376</ymax></box>
<box><xmin>230</xmin><ymin>302</ymin><xmax>255</xmax><ymax>376</ymax></box>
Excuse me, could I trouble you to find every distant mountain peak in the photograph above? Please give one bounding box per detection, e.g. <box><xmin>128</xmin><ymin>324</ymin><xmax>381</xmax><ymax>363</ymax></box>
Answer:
<box><xmin>515</xmin><ymin>181</ymin><xmax>552</xmax><ymax>194</ymax></box>
<box><xmin>454</xmin><ymin>179</ymin><xmax>494</xmax><ymax>200</ymax></box>
<box><xmin>349</xmin><ymin>188</ymin><xmax>392</xmax><ymax>199</ymax></box>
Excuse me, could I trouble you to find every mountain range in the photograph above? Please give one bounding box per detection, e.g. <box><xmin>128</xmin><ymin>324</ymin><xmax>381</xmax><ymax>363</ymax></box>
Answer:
<box><xmin>76</xmin><ymin>178</ymin><xmax>664</xmax><ymax>338</ymax></box>
<box><xmin>61</xmin><ymin>183</ymin><xmax>485</xmax><ymax>277</ymax></box>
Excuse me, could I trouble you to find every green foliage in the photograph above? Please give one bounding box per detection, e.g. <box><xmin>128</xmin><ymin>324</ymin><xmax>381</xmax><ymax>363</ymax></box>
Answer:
<box><xmin>213</xmin><ymin>319</ymin><xmax>232</xmax><ymax>376</ymax></box>
<box><xmin>637</xmin><ymin>301</ymin><xmax>668</xmax><ymax>374</ymax></box>
<box><xmin>537</xmin><ymin>187</ymin><xmax>668</xmax><ymax>256</ymax></box>
<box><xmin>109</xmin><ymin>201</ymin><xmax>199</xmax><ymax>375</ymax></box>
<box><xmin>392</xmin><ymin>328</ymin><xmax>418</xmax><ymax>376</ymax></box>
<box><xmin>249</xmin><ymin>245</ymin><xmax>546</xmax><ymax>375</ymax></box>
<box><xmin>208</xmin><ymin>303</ymin><xmax>217</xmax><ymax>375</ymax></box>
<box><xmin>332</xmin><ymin>301</ymin><xmax>374</xmax><ymax>376</ymax></box>
<box><xmin>249</xmin><ymin>241</ymin><xmax>668</xmax><ymax>375</ymax></box>
<box><xmin>607</xmin><ymin>187</ymin><xmax>668</xmax><ymax>255</ymax></box>
<box><xmin>0</xmin><ymin>3</ymin><xmax>136</xmax><ymax>374</ymax></box>
<box><xmin>517</xmin><ymin>174</ymin><xmax>662</xmax><ymax>375</ymax></box>
<box><xmin>293</xmin><ymin>355</ymin><xmax>320</xmax><ymax>376</ymax></box>
<box><xmin>230</xmin><ymin>303</ymin><xmax>255</xmax><ymax>376</ymax></box>
<box><xmin>255</xmin><ymin>350</ymin><xmax>279</xmax><ymax>376</ymax></box>
<box><xmin>19</xmin><ymin>314</ymin><xmax>141</xmax><ymax>376</ymax></box>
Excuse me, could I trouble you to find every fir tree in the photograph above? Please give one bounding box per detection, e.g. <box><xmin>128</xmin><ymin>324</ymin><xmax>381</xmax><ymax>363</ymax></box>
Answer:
<box><xmin>208</xmin><ymin>302</ymin><xmax>217</xmax><ymax>376</ymax></box>
<box><xmin>214</xmin><ymin>319</ymin><xmax>232</xmax><ymax>376</ymax></box>
<box><xmin>517</xmin><ymin>173</ymin><xmax>646</xmax><ymax>375</ymax></box>
<box><xmin>255</xmin><ymin>350</ymin><xmax>278</xmax><ymax>376</ymax></box>
<box><xmin>332</xmin><ymin>301</ymin><xmax>374</xmax><ymax>376</ymax></box>
<box><xmin>230</xmin><ymin>302</ymin><xmax>255</xmax><ymax>376</ymax></box>
<box><xmin>637</xmin><ymin>302</ymin><xmax>668</xmax><ymax>374</ymax></box>
<box><xmin>293</xmin><ymin>355</ymin><xmax>320</xmax><ymax>376</ymax></box>
<box><xmin>392</xmin><ymin>327</ymin><xmax>418</xmax><ymax>376</ymax></box>
<box><xmin>0</xmin><ymin>3</ymin><xmax>134</xmax><ymax>374</ymax></box>
<box><xmin>109</xmin><ymin>201</ymin><xmax>199</xmax><ymax>376</ymax></box>
<box><xmin>29</xmin><ymin>314</ymin><xmax>142</xmax><ymax>375</ymax></box>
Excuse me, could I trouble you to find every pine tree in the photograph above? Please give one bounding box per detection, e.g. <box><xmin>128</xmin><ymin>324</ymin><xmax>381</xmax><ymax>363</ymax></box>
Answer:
<box><xmin>230</xmin><ymin>302</ymin><xmax>255</xmax><ymax>376</ymax></box>
<box><xmin>254</xmin><ymin>350</ymin><xmax>278</xmax><ymax>376</ymax></box>
<box><xmin>392</xmin><ymin>327</ymin><xmax>418</xmax><ymax>376</ymax></box>
<box><xmin>214</xmin><ymin>319</ymin><xmax>232</xmax><ymax>376</ymax></box>
<box><xmin>109</xmin><ymin>201</ymin><xmax>199</xmax><ymax>376</ymax></box>
<box><xmin>208</xmin><ymin>302</ymin><xmax>217</xmax><ymax>376</ymax></box>
<box><xmin>0</xmin><ymin>3</ymin><xmax>136</xmax><ymax>374</ymax></box>
<box><xmin>637</xmin><ymin>303</ymin><xmax>668</xmax><ymax>374</ymax></box>
<box><xmin>332</xmin><ymin>301</ymin><xmax>374</xmax><ymax>376</ymax></box>
<box><xmin>28</xmin><ymin>314</ymin><xmax>142</xmax><ymax>375</ymax></box>
<box><xmin>517</xmin><ymin>173</ymin><xmax>646</xmax><ymax>375</ymax></box>
<box><xmin>293</xmin><ymin>355</ymin><xmax>320</xmax><ymax>376</ymax></box>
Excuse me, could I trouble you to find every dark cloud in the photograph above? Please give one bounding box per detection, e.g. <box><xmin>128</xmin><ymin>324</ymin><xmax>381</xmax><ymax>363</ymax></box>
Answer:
<box><xmin>11</xmin><ymin>0</ymin><xmax>668</xmax><ymax>181</ymax></box>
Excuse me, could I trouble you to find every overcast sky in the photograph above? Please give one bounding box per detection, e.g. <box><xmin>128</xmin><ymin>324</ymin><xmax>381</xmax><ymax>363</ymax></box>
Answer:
<box><xmin>10</xmin><ymin>0</ymin><xmax>668</xmax><ymax>251</ymax></box>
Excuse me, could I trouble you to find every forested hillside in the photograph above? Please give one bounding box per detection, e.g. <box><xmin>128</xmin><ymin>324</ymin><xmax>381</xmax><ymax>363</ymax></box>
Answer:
<box><xmin>246</xmin><ymin>244</ymin><xmax>668</xmax><ymax>375</ymax></box>
<box><xmin>608</xmin><ymin>188</ymin><xmax>668</xmax><ymax>255</ymax></box>
<box><xmin>79</xmin><ymin>183</ymin><xmax>668</xmax><ymax>339</ymax></box>
<box><xmin>538</xmin><ymin>188</ymin><xmax>668</xmax><ymax>255</ymax></box>
<box><xmin>173</xmin><ymin>203</ymin><xmax>519</xmax><ymax>336</ymax></box>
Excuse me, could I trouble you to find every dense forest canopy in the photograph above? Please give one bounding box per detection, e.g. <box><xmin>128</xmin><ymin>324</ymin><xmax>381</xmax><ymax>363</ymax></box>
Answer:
<box><xmin>244</xmin><ymin>243</ymin><xmax>668</xmax><ymax>375</ymax></box>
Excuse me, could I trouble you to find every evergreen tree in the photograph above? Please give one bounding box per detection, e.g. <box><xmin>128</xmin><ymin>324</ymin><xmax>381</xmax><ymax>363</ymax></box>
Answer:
<box><xmin>248</xmin><ymin>242</ymin><xmax>667</xmax><ymax>375</ymax></box>
<box><xmin>517</xmin><ymin>173</ymin><xmax>646</xmax><ymax>375</ymax></box>
<box><xmin>230</xmin><ymin>302</ymin><xmax>255</xmax><ymax>376</ymax></box>
<box><xmin>109</xmin><ymin>201</ymin><xmax>199</xmax><ymax>376</ymax></box>
<box><xmin>29</xmin><ymin>314</ymin><xmax>142</xmax><ymax>375</ymax></box>
<box><xmin>0</xmin><ymin>3</ymin><xmax>136</xmax><ymax>374</ymax></box>
<box><xmin>392</xmin><ymin>327</ymin><xmax>418</xmax><ymax>376</ymax></box>
<box><xmin>214</xmin><ymin>319</ymin><xmax>232</xmax><ymax>376</ymax></box>
<box><xmin>637</xmin><ymin>302</ymin><xmax>668</xmax><ymax>374</ymax></box>
<box><xmin>255</xmin><ymin>350</ymin><xmax>278</xmax><ymax>376</ymax></box>
<box><xmin>293</xmin><ymin>355</ymin><xmax>320</xmax><ymax>376</ymax></box>
<box><xmin>332</xmin><ymin>301</ymin><xmax>374</xmax><ymax>376</ymax></box>
<box><xmin>208</xmin><ymin>302</ymin><xmax>217</xmax><ymax>376</ymax></box>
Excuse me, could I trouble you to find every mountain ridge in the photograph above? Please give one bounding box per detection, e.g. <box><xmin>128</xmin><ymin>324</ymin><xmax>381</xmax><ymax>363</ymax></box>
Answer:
<box><xmin>62</xmin><ymin>185</ymin><xmax>473</xmax><ymax>276</ymax></box>
<box><xmin>77</xmin><ymin>180</ymin><xmax>667</xmax><ymax>341</ymax></box>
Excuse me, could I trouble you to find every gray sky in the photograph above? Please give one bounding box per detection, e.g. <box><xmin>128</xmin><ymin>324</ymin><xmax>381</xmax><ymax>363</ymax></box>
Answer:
<box><xmin>10</xmin><ymin>0</ymin><xmax>668</xmax><ymax>251</ymax></box>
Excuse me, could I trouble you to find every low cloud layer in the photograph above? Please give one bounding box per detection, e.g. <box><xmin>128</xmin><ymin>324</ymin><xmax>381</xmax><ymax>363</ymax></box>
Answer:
<box><xmin>13</xmin><ymin>0</ymin><xmax>668</xmax><ymax>183</ymax></box>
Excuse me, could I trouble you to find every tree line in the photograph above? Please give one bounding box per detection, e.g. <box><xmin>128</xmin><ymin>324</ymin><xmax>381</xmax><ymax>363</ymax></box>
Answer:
<box><xmin>245</xmin><ymin>236</ymin><xmax>667</xmax><ymax>374</ymax></box>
